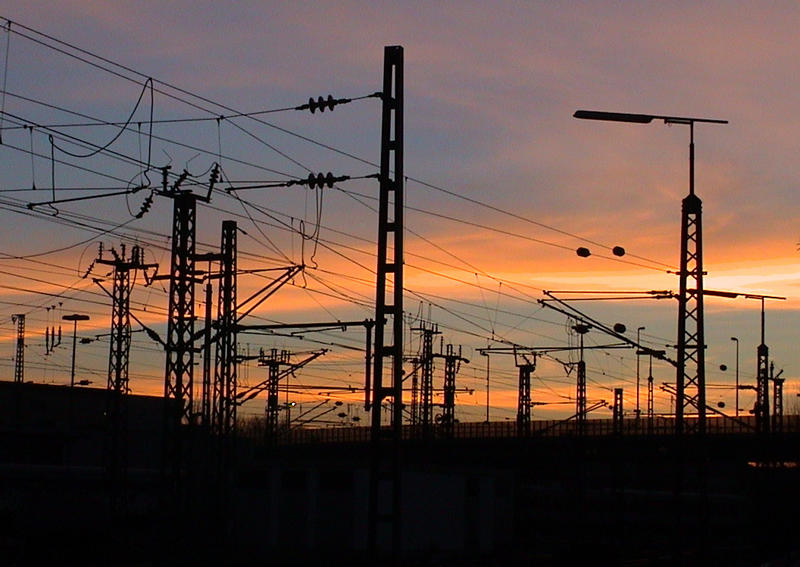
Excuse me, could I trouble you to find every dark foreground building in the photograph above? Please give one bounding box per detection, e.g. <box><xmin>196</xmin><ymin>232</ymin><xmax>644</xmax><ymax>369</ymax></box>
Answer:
<box><xmin>1</xmin><ymin>380</ymin><xmax>799</xmax><ymax>566</ymax></box>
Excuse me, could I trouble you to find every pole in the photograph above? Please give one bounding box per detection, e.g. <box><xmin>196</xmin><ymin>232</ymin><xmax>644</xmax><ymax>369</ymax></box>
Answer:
<box><xmin>736</xmin><ymin>342</ymin><xmax>739</xmax><ymax>418</ymax></box>
<box><xmin>574</xmin><ymin>324</ymin><xmax>589</xmax><ymax>435</ymax></box>
<box><xmin>62</xmin><ymin>313</ymin><xmax>89</xmax><ymax>387</ymax></box>
<box><xmin>731</xmin><ymin>337</ymin><xmax>739</xmax><ymax>418</ymax></box>
<box><xmin>202</xmin><ymin>282</ymin><xmax>212</xmax><ymax>428</ymax></box>
<box><xmin>676</xmin><ymin>121</ymin><xmax>707</xmax><ymax>436</ymax></box>
<box><xmin>12</xmin><ymin>314</ymin><xmax>24</xmax><ymax>383</ymax></box>
<box><xmin>636</xmin><ymin>326</ymin><xmax>644</xmax><ymax>418</ymax></box>
<box><xmin>69</xmin><ymin>319</ymin><xmax>77</xmax><ymax>388</ymax></box>
<box><xmin>369</xmin><ymin>45</ymin><xmax>404</xmax><ymax>558</ymax></box>
<box><xmin>647</xmin><ymin>354</ymin><xmax>654</xmax><ymax>433</ymax></box>
<box><xmin>485</xmin><ymin>351</ymin><xmax>490</xmax><ymax>423</ymax></box>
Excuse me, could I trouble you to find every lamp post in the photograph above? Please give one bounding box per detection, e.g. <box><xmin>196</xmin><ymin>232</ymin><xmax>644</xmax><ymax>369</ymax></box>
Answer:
<box><xmin>636</xmin><ymin>326</ymin><xmax>645</xmax><ymax>419</ymax></box>
<box><xmin>62</xmin><ymin>313</ymin><xmax>90</xmax><ymax>387</ymax></box>
<box><xmin>731</xmin><ymin>336</ymin><xmax>739</xmax><ymax>418</ymax></box>
<box><xmin>574</xmin><ymin>109</ymin><xmax>727</xmax><ymax>436</ymax></box>
<box><xmin>748</xmin><ymin>294</ymin><xmax>783</xmax><ymax>433</ymax></box>
<box><xmin>704</xmin><ymin>291</ymin><xmax>784</xmax><ymax>431</ymax></box>
<box><xmin>573</xmin><ymin>323</ymin><xmax>590</xmax><ymax>434</ymax></box>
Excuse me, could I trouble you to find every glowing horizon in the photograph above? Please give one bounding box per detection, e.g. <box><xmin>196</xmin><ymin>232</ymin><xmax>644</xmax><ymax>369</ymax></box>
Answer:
<box><xmin>1</xmin><ymin>4</ymin><xmax>800</xmax><ymax>422</ymax></box>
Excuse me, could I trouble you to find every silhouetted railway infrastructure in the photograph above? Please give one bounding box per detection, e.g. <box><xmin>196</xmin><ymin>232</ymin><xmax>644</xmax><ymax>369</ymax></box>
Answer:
<box><xmin>1</xmin><ymin>36</ymin><xmax>797</xmax><ymax>566</ymax></box>
<box><xmin>245</xmin><ymin>414</ymin><xmax>800</xmax><ymax>446</ymax></box>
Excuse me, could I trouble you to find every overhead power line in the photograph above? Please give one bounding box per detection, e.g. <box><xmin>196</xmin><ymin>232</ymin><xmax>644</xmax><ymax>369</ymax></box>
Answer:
<box><xmin>1</xmin><ymin>17</ymin><xmax>674</xmax><ymax>273</ymax></box>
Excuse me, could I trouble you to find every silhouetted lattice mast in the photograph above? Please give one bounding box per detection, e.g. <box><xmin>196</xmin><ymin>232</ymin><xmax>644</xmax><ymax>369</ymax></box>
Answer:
<box><xmin>675</xmin><ymin>126</ymin><xmax>706</xmax><ymax>435</ymax></box>
<box><xmin>95</xmin><ymin>243</ymin><xmax>156</xmax><ymax>507</ymax></box>
<box><xmin>212</xmin><ymin>220</ymin><xmax>237</xmax><ymax>440</ymax></box>
<box><xmin>771</xmin><ymin>362</ymin><xmax>784</xmax><ymax>434</ymax></box>
<box><xmin>572</xmin><ymin>110</ymin><xmax>726</xmax><ymax>437</ymax></box>
<box><xmin>411</xmin><ymin>322</ymin><xmax>439</xmax><ymax>438</ymax></box>
<box><xmin>514</xmin><ymin>350</ymin><xmax>536</xmax><ymax>436</ymax></box>
<box><xmin>433</xmin><ymin>342</ymin><xmax>469</xmax><ymax>439</ymax></box>
<box><xmin>152</xmin><ymin>165</ymin><xmax>216</xmax><ymax>492</ymax></box>
<box><xmin>368</xmin><ymin>44</ymin><xmax>404</xmax><ymax>557</ymax></box>
<box><xmin>12</xmin><ymin>314</ymin><xmax>24</xmax><ymax>383</ymax></box>
<box><xmin>574</xmin><ymin>324</ymin><xmax>590</xmax><ymax>436</ymax></box>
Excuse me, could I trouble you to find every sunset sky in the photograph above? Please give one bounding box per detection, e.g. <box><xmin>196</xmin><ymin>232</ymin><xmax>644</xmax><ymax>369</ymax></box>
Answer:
<box><xmin>1</xmin><ymin>2</ymin><xmax>799</xmax><ymax>423</ymax></box>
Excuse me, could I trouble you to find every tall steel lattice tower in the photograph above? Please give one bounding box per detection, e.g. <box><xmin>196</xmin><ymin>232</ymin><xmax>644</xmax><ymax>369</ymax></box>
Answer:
<box><xmin>368</xmin><ymin>44</ymin><xmax>404</xmax><ymax>557</ymax></box>
<box><xmin>673</xmin><ymin>118</ymin><xmax>726</xmax><ymax>436</ymax></box>
<box><xmin>572</xmin><ymin>110</ymin><xmax>726</xmax><ymax>436</ymax></box>
<box><xmin>573</xmin><ymin>323</ymin><xmax>590</xmax><ymax>436</ymax></box>
<box><xmin>165</xmin><ymin>191</ymin><xmax>197</xmax><ymax>427</ymax></box>
<box><xmin>260</xmin><ymin>348</ymin><xmax>291</xmax><ymax>441</ymax></box>
<box><xmin>434</xmin><ymin>343</ymin><xmax>468</xmax><ymax>439</ymax></box>
<box><xmin>97</xmin><ymin>245</ymin><xmax>154</xmax><ymax>400</ymax></box>
<box><xmin>516</xmin><ymin>363</ymin><xmax>534</xmax><ymax>436</ymax></box>
<box><xmin>12</xmin><ymin>314</ymin><xmax>24</xmax><ymax>383</ymax></box>
<box><xmin>96</xmin><ymin>244</ymin><xmax>155</xmax><ymax>507</ymax></box>
<box><xmin>212</xmin><ymin>220</ymin><xmax>237</xmax><ymax>440</ymax></box>
<box><xmin>514</xmin><ymin>350</ymin><xmax>536</xmax><ymax>437</ymax></box>
<box><xmin>411</xmin><ymin>322</ymin><xmax>438</xmax><ymax>438</ymax></box>
<box><xmin>676</xmin><ymin>176</ymin><xmax>706</xmax><ymax>435</ymax></box>
<box><xmin>155</xmin><ymin>187</ymin><xmax>200</xmax><ymax>500</ymax></box>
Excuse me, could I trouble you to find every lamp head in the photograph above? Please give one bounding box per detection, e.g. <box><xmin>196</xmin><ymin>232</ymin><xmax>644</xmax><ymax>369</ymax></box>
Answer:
<box><xmin>573</xmin><ymin>110</ymin><xmax>654</xmax><ymax>123</ymax></box>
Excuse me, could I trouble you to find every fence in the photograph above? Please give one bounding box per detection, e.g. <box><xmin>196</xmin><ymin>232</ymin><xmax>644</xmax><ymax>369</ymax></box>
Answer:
<box><xmin>236</xmin><ymin>413</ymin><xmax>800</xmax><ymax>446</ymax></box>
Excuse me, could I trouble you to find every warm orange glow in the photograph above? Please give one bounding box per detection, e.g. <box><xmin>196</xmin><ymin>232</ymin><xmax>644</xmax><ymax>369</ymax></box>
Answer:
<box><xmin>1</xmin><ymin>4</ymin><xmax>799</xmax><ymax>423</ymax></box>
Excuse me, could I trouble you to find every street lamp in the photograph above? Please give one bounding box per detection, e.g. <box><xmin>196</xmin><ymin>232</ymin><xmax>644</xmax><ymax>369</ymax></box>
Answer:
<box><xmin>703</xmin><ymin>291</ymin><xmax>784</xmax><ymax>430</ymax></box>
<box><xmin>62</xmin><ymin>313</ymin><xmax>90</xmax><ymax>387</ymax></box>
<box><xmin>573</xmin><ymin>108</ymin><xmax>727</xmax><ymax>436</ymax></box>
<box><xmin>731</xmin><ymin>337</ymin><xmax>739</xmax><ymax>418</ymax></box>
<box><xmin>573</xmin><ymin>110</ymin><xmax>728</xmax><ymax>126</ymax></box>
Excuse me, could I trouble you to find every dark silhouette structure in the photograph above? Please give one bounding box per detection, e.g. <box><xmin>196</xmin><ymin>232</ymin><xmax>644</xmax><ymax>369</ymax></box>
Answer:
<box><xmin>515</xmin><ymin>355</ymin><xmax>535</xmax><ymax>436</ymax></box>
<box><xmin>4</xmin><ymin>40</ymin><xmax>799</xmax><ymax>567</ymax></box>
<box><xmin>368</xmin><ymin>44</ymin><xmax>404</xmax><ymax>558</ymax></box>
<box><xmin>432</xmin><ymin>343</ymin><xmax>469</xmax><ymax>438</ymax></box>
<box><xmin>212</xmin><ymin>220</ymin><xmax>237</xmax><ymax>443</ymax></box>
<box><xmin>573</xmin><ymin>110</ymin><xmax>727</xmax><ymax>436</ymax></box>
<box><xmin>94</xmin><ymin>244</ymin><xmax>156</xmax><ymax>508</ymax></box>
<box><xmin>12</xmin><ymin>314</ymin><xmax>23</xmax><ymax>383</ymax></box>
<box><xmin>411</xmin><ymin>321</ymin><xmax>439</xmax><ymax>438</ymax></box>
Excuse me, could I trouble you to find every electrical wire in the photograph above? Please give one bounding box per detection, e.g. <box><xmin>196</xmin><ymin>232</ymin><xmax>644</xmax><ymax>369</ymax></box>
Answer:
<box><xmin>0</xmin><ymin>19</ymin><xmax>687</xmax><ymax>419</ymax></box>
<box><xmin>1</xmin><ymin>18</ymin><xmax>676</xmax><ymax>274</ymax></box>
